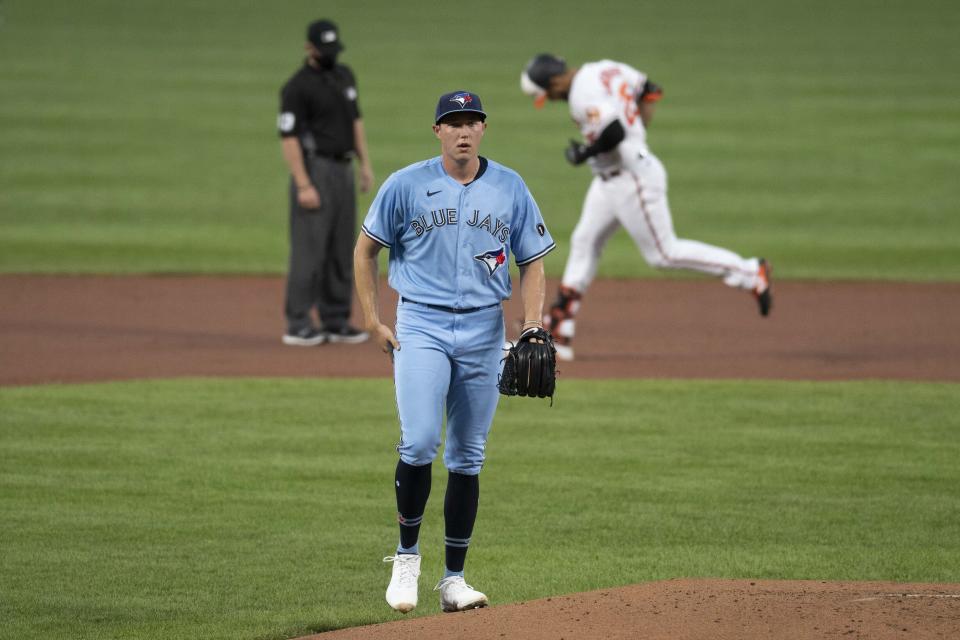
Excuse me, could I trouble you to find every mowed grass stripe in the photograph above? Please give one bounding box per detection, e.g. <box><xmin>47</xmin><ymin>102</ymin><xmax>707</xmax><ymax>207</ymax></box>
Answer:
<box><xmin>1</xmin><ymin>378</ymin><xmax>958</xmax><ymax>639</ymax></box>
<box><xmin>1</xmin><ymin>0</ymin><xmax>959</xmax><ymax>278</ymax></box>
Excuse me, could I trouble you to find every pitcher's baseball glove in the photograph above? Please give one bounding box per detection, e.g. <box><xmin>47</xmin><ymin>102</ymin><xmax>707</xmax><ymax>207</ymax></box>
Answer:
<box><xmin>498</xmin><ymin>327</ymin><xmax>557</xmax><ymax>401</ymax></box>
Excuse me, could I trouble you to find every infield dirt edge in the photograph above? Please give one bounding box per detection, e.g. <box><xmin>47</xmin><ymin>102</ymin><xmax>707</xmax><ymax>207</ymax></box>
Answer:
<box><xmin>302</xmin><ymin>578</ymin><xmax>960</xmax><ymax>640</ymax></box>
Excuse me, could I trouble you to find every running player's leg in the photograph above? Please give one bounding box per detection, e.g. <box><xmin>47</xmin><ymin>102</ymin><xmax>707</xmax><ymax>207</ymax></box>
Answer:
<box><xmin>560</xmin><ymin>178</ymin><xmax>621</xmax><ymax>293</ymax></box>
<box><xmin>621</xmin><ymin>155</ymin><xmax>761</xmax><ymax>290</ymax></box>
<box><xmin>545</xmin><ymin>179</ymin><xmax>619</xmax><ymax>358</ymax></box>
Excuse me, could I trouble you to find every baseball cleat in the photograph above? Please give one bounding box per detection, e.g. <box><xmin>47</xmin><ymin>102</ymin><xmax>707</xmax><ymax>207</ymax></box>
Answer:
<box><xmin>435</xmin><ymin>576</ymin><xmax>488</xmax><ymax>612</ymax></box>
<box><xmin>325</xmin><ymin>325</ymin><xmax>370</xmax><ymax>344</ymax></box>
<box><xmin>384</xmin><ymin>554</ymin><xmax>421</xmax><ymax>613</ymax></box>
<box><xmin>554</xmin><ymin>343</ymin><xmax>574</xmax><ymax>362</ymax></box>
<box><xmin>282</xmin><ymin>327</ymin><xmax>326</xmax><ymax>346</ymax></box>
<box><xmin>754</xmin><ymin>258</ymin><xmax>772</xmax><ymax>317</ymax></box>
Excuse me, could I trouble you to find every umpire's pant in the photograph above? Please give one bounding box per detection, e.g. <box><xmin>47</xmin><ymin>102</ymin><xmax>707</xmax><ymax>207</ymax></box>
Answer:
<box><xmin>284</xmin><ymin>155</ymin><xmax>356</xmax><ymax>332</ymax></box>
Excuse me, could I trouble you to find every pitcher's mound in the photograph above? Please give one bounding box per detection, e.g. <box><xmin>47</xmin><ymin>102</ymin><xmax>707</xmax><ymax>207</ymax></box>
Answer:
<box><xmin>305</xmin><ymin>578</ymin><xmax>960</xmax><ymax>639</ymax></box>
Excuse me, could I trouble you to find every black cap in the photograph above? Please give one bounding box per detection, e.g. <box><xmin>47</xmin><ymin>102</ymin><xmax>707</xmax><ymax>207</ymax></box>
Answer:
<box><xmin>434</xmin><ymin>91</ymin><xmax>487</xmax><ymax>124</ymax></box>
<box><xmin>307</xmin><ymin>19</ymin><xmax>344</xmax><ymax>52</ymax></box>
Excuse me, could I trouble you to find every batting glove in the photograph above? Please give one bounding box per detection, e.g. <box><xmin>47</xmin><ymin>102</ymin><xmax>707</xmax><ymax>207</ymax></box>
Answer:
<box><xmin>564</xmin><ymin>139</ymin><xmax>589</xmax><ymax>165</ymax></box>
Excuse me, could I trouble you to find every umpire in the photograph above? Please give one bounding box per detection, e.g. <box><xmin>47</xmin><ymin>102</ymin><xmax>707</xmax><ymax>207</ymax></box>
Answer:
<box><xmin>278</xmin><ymin>19</ymin><xmax>374</xmax><ymax>346</ymax></box>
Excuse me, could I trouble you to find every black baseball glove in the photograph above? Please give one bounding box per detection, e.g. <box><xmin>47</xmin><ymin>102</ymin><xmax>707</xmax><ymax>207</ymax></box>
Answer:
<box><xmin>498</xmin><ymin>327</ymin><xmax>557</xmax><ymax>401</ymax></box>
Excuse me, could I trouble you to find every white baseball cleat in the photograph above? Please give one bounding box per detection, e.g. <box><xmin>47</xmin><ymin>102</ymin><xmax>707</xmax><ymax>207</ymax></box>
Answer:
<box><xmin>384</xmin><ymin>554</ymin><xmax>421</xmax><ymax>613</ymax></box>
<box><xmin>554</xmin><ymin>343</ymin><xmax>574</xmax><ymax>362</ymax></box>
<box><xmin>435</xmin><ymin>576</ymin><xmax>488</xmax><ymax>612</ymax></box>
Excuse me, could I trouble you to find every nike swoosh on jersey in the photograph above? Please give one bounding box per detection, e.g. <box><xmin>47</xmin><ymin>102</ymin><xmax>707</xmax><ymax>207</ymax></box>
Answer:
<box><xmin>427</xmin><ymin>189</ymin><xmax>442</xmax><ymax>197</ymax></box>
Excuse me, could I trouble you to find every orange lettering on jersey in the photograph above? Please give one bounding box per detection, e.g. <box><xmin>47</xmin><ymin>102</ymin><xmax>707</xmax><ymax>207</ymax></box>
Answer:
<box><xmin>599</xmin><ymin>67</ymin><xmax>622</xmax><ymax>95</ymax></box>
<box><xmin>619</xmin><ymin>82</ymin><xmax>639</xmax><ymax>126</ymax></box>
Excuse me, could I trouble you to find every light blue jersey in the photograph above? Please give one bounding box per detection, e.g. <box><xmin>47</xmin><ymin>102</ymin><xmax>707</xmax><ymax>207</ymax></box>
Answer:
<box><xmin>363</xmin><ymin>154</ymin><xmax>554</xmax><ymax>475</ymax></box>
<box><xmin>378</xmin><ymin>92</ymin><xmax>550</xmax><ymax>600</ymax></box>
<box><xmin>362</xmin><ymin>156</ymin><xmax>555</xmax><ymax>309</ymax></box>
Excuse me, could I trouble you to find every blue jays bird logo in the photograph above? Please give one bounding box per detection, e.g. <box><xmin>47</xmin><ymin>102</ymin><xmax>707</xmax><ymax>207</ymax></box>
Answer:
<box><xmin>451</xmin><ymin>92</ymin><xmax>473</xmax><ymax>108</ymax></box>
<box><xmin>474</xmin><ymin>247</ymin><xmax>506</xmax><ymax>276</ymax></box>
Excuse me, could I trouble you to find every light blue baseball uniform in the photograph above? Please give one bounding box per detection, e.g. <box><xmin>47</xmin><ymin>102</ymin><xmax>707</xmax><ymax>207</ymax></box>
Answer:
<box><xmin>362</xmin><ymin>156</ymin><xmax>555</xmax><ymax>474</ymax></box>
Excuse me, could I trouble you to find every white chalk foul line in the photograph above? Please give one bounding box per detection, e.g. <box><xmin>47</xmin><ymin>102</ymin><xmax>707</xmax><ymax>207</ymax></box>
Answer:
<box><xmin>851</xmin><ymin>594</ymin><xmax>960</xmax><ymax>602</ymax></box>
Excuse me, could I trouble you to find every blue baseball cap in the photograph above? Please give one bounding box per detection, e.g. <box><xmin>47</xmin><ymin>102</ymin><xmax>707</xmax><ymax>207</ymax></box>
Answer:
<box><xmin>434</xmin><ymin>90</ymin><xmax>487</xmax><ymax>124</ymax></box>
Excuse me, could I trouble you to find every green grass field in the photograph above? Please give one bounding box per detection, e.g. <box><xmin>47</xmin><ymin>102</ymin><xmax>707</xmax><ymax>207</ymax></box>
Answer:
<box><xmin>2</xmin><ymin>2</ymin><xmax>959</xmax><ymax>639</ymax></box>
<box><xmin>2</xmin><ymin>379</ymin><xmax>959</xmax><ymax>640</ymax></box>
<box><xmin>1</xmin><ymin>0</ymin><xmax>958</xmax><ymax>279</ymax></box>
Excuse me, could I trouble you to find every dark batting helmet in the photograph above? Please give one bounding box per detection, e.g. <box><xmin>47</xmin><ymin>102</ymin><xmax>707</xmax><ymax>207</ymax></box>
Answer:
<box><xmin>521</xmin><ymin>53</ymin><xmax>567</xmax><ymax>107</ymax></box>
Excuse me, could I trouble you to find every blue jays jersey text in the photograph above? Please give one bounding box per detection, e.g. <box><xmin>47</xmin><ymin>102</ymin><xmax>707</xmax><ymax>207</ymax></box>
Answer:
<box><xmin>362</xmin><ymin>157</ymin><xmax>555</xmax><ymax>309</ymax></box>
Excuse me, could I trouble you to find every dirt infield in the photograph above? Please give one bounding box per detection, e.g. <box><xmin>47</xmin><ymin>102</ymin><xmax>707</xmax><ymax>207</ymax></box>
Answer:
<box><xmin>1</xmin><ymin>275</ymin><xmax>958</xmax><ymax>385</ymax></box>
<box><xmin>308</xmin><ymin>579</ymin><xmax>960</xmax><ymax>640</ymax></box>
<box><xmin>2</xmin><ymin>274</ymin><xmax>959</xmax><ymax>639</ymax></box>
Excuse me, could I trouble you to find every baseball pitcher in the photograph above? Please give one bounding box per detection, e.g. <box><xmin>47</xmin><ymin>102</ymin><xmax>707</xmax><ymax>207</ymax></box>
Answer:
<box><xmin>354</xmin><ymin>90</ymin><xmax>556</xmax><ymax>614</ymax></box>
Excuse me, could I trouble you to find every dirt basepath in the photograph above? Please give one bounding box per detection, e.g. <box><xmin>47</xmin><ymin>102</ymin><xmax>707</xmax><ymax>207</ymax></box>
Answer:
<box><xmin>3</xmin><ymin>275</ymin><xmax>959</xmax><ymax>639</ymax></box>
<box><xmin>1</xmin><ymin>275</ymin><xmax>958</xmax><ymax>385</ymax></box>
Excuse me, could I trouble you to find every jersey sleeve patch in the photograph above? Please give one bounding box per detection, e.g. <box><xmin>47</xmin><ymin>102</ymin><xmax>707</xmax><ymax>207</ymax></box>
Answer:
<box><xmin>277</xmin><ymin>112</ymin><xmax>295</xmax><ymax>133</ymax></box>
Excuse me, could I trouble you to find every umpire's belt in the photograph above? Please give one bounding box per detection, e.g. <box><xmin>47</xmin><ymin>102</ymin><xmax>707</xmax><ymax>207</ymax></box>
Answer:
<box><xmin>401</xmin><ymin>297</ymin><xmax>500</xmax><ymax>314</ymax></box>
<box><xmin>306</xmin><ymin>152</ymin><xmax>352</xmax><ymax>163</ymax></box>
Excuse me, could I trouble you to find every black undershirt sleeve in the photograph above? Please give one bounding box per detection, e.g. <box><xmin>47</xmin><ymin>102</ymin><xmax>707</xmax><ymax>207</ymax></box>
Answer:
<box><xmin>579</xmin><ymin>119</ymin><xmax>626</xmax><ymax>159</ymax></box>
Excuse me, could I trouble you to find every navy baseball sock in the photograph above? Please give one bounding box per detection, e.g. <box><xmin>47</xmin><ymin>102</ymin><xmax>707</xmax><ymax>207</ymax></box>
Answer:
<box><xmin>395</xmin><ymin>460</ymin><xmax>431</xmax><ymax>553</ymax></box>
<box><xmin>443</xmin><ymin>471</ymin><xmax>479</xmax><ymax>574</ymax></box>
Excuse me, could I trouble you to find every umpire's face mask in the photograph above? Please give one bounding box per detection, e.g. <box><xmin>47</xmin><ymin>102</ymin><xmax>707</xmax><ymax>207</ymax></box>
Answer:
<box><xmin>313</xmin><ymin>51</ymin><xmax>338</xmax><ymax>70</ymax></box>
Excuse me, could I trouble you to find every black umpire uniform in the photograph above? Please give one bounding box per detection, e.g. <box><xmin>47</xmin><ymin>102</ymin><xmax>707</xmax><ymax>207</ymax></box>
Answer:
<box><xmin>278</xmin><ymin>19</ymin><xmax>371</xmax><ymax>345</ymax></box>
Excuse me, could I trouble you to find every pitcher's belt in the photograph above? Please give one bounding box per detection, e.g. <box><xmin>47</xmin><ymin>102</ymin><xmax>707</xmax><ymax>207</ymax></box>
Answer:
<box><xmin>401</xmin><ymin>297</ymin><xmax>500</xmax><ymax>314</ymax></box>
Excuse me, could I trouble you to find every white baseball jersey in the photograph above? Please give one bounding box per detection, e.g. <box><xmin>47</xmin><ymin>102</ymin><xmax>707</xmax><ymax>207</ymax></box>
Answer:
<box><xmin>559</xmin><ymin>59</ymin><xmax>762</xmax><ymax>303</ymax></box>
<box><xmin>568</xmin><ymin>60</ymin><xmax>651</xmax><ymax>176</ymax></box>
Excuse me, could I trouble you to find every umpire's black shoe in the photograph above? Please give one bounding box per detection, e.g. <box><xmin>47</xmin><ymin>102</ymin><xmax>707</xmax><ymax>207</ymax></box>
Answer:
<box><xmin>282</xmin><ymin>326</ymin><xmax>326</xmax><ymax>347</ymax></box>
<box><xmin>754</xmin><ymin>258</ymin><xmax>773</xmax><ymax>317</ymax></box>
<box><xmin>325</xmin><ymin>325</ymin><xmax>370</xmax><ymax>344</ymax></box>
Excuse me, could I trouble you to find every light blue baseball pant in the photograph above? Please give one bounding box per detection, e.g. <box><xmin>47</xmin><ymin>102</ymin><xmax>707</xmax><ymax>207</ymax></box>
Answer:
<box><xmin>393</xmin><ymin>299</ymin><xmax>505</xmax><ymax>475</ymax></box>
